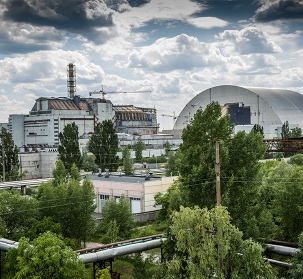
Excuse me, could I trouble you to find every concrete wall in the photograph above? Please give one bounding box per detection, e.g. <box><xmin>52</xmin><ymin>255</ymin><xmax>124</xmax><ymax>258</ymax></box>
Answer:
<box><xmin>143</xmin><ymin>176</ymin><xmax>177</xmax><ymax>212</ymax></box>
<box><xmin>19</xmin><ymin>152</ymin><xmax>57</xmax><ymax>179</ymax></box>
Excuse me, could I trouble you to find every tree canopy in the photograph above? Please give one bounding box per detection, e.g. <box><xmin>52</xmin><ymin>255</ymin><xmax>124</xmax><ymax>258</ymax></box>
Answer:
<box><xmin>0</xmin><ymin>127</ymin><xmax>22</xmax><ymax>181</ymax></box>
<box><xmin>5</xmin><ymin>231</ymin><xmax>89</xmax><ymax>279</ymax></box>
<box><xmin>134</xmin><ymin>138</ymin><xmax>146</xmax><ymax>163</ymax></box>
<box><xmin>122</xmin><ymin>146</ymin><xmax>133</xmax><ymax>175</ymax></box>
<box><xmin>98</xmin><ymin>194</ymin><xmax>135</xmax><ymax>240</ymax></box>
<box><xmin>37</xmin><ymin>162</ymin><xmax>96</xmax><ymax>246</ymax></box>
<box><xmin>58</xmin><ymin>122</ymin><xmax>82</xmax><ymax>172</ymax></box>
<box><xmin>158</xmin><ymin>206</ymin><xmax>274</xmax><ymax>279</ymax></box>
<box><xmin>88</xmin><ymin>120</ymin><xmax>119</xmax><ymax>171</ymax></box>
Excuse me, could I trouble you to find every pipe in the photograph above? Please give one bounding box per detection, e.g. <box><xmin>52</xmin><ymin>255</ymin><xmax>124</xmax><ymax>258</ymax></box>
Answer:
<box><xmin>0</xmin><ymin>238</ymin><xmax>19</xmax><ymax>252</ymax></box>
<box><xmin>79</xmin><ymin>238</ymin><xmax>166</xmax><ymax>263</ymax></box>
<box><xmin>265</xmin><ymin>244</ymin><xmax>298</xmax><ymax>256</ymax></box>
<box><xmin>264</xmin><ymin>257</ymin><xmax>292</xmax><ymax>268</ymax></box>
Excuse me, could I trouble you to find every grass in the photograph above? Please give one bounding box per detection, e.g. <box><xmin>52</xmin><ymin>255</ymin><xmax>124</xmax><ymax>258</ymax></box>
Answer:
<box><xmin>112</xmin><ymin>259</ymin><xmax>134</xmax><ymax>279</ymax></box>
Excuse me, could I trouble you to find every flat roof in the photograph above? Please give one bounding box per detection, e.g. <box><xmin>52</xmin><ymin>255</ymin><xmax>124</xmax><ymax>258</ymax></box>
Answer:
<box><xmin>88</xmin><ymin>174</ymin><xmax>161</xmax><ymax>184</ymax></box>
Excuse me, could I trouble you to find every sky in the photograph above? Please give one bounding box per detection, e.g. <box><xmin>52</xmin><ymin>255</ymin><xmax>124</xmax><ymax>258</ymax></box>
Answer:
<box><xmin>0</xmin><ymin>0</ymin><xmax>303</xmax><ymax>130</ymax></box>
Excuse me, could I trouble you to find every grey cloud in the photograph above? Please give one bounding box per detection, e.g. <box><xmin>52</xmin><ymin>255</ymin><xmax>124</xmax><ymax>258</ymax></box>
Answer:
<box><xmin>0</xmin><ymin>20</ymin><xmax>66</xmax><ymax>54</ymax></box>
<box><xmin>3</xmin><ymin>0</ymin><xmax>115</xmax><ymax>43</ymax></box>
<box><xmin>254</xmin><ymin>0</ymin><xmax>303</xmax><ymax>22</ymax></box>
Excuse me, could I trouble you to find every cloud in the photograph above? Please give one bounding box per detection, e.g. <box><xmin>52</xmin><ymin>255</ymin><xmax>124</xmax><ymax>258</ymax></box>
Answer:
<box><xmin>254</xmin><ymin>0</ymin><xmax>303</xmax><ymax>22</ymax></box>
<box><xmin>186</xmin><ymin>17</ymin><xmax>229</xmax><ymax>29</ymax></box>
<box><xmin>2</xmin><ymin>0</ymin><xmax>116</xmax><ymax>44</ymax></box>
<box><xmin>124</xmin><ymin>33</ymin><xmax>224</xmax><ymax>72</ymax></box>
<box><xmin>218</xmin><ymin>27</ymin><xmax>282</xmax><ymax>54</ymax></box>
<box><xmin>0</xmin><ymin>95</ymin><xmax>28</xmax><ymax>122</ymax></box>
<box><xmin>0</xmin><ymin>50</ymin><xmax>105</xmax><ymax>95</ymax></box>
<box><xmin>0</xmin><ymin>20</ymin><xmax>66</xmax><ymax>54</ymax></box>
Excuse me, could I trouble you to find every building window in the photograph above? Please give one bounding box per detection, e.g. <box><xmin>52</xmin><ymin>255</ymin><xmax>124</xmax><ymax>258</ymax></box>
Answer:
<box><xmin>100</xmin><ymin>194</ymin><xmax>110</xmax><ymax>213</ymax></box>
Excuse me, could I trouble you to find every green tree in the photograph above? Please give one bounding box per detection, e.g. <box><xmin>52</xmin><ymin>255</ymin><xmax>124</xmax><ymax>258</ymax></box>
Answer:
<box><xmin>179</xmin><ymin>102</ymin><xmax>234</xmax><ymax>209</ymax></box>
<box><xmin>37</xmin><ymin>170</ymin><xmax>96</xmax><ymax>246</ymax></box>
<box><xmin>289</xmin><ymin>232</ymin><xmax>303</xmax><ymax>278</ymax></box>
<box><xmin>281</xmin><ymin>121</ymin><xmax>291</xmax><ymax>139</ymax></box>
<box><xmin>96</xmin><ymin>267</ymin><xmax>111</xmax><ymax>279</ymax></box>
<box><xmin>224</xmin><ymin>130</ymin><xmax>269</xmax><ymax>239</ymax></box>
<box><xmin>158</xmin><ymin>206</ymin><xmax>274</xmax><ymax>279</ymax></box>
<box><xmin>52</xmin><ymin>159</ymin><xmax>68</xmax><ymax>186</ymax></box>
<box><xmin>58</xmin><ymin>122</ymin><xmax>82</xmax><ymax>172</ymax></box>
<box><xmin>5</xmin><ymin>231</ymin><xmax>89</xmax><ymax>279</ymax></box>
<box><xmin>154</xmin><ymin>180</ymin><xmax>182</xmax><ymax>221</ymax></box>
<box><xmin>122</xmin><ymin>146</ymin><xmax>133</xmax><ymax>175</ymax></box>
<box><xmin>291</xmin><ymin>127</ymin><xmax>302</xmax><ymax>138</ymax></box>
<box><xmin>289</xmin><ymin>154</ymin><xmax>303</xmax><ymax>166</ymax></box>
<box><xmin>99</xmin><ymin>195</ymin><xmax>135</xmax><ymax>240</ymax></box>
<box><xmin>164</xmin><ymin>141</ymin><xmax>171</xmax><ymax>156</ymax></box>
<box><xmin>81</xmin><ymin>152</ymin><xmax>99</xmax><ymax>173</ymax></box>
<box><xmin>88</xmin><ymin>120</ymin><xmax>119</xmax><ymax>172</ymax></box>
<box><xmin>252</xmin><ymin>123</ymin><xmax>264</xmax><ymax>137</ymax></box>
<box><xmin>0</xmin><ymin>190</ymin><xmax>39</xmax><ymax>239</ymax></box>
<box><xmin>134</xmin><ymin>138</ymin><xmax>146</xmax><ymax>163</ymax></box>
<box><xmin>263</xmin><ymin>162</ymin><xmax>303</xmax><ymax>242</ymax></box>
<box><xmin>0</xmin><ymin>127</ymin><xmax>22</xmax><ymax>181</ymax></box>
<box><xmin>165</xmin><ymin>149</ymin><xmax>181</xmax><ymax>176</ymax></box>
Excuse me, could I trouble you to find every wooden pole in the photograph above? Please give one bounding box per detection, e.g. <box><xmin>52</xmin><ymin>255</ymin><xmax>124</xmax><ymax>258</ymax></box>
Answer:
<box><xmin>215</xmin><ymin>141</ymin><xmax>221</xmax><ymax>205</ymax></box>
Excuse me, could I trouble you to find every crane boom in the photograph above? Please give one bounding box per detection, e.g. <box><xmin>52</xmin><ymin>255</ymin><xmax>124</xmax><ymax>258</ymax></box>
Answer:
<box><xmin>89</xmin><ymin>86</ymin><xmax>151</xmax><ymax>100</ymax></box>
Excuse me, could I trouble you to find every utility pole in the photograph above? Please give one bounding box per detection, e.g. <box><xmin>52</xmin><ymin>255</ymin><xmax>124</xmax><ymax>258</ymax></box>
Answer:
<box><xmin>215</xmin><ymin>141</ymin><xmax>223</xmax><ymax>273</ymax></box>
<box><xmin>215</xmin><ymin>141</ymin><xmax>221</xmax><ymax>205</ymax></box>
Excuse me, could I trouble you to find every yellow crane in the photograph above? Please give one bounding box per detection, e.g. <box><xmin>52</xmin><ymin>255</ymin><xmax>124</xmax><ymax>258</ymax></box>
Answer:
<box><xmin>89</xmin><ymin>85</ymin><xmax>151</xmax><ymax>100</ymax></box>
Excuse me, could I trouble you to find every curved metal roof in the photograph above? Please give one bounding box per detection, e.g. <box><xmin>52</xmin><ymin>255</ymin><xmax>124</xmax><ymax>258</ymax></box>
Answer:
<box><xmin>243</xmin><ymin>87</ymin><xmax>303</xmax><ymax>126</ymax></box>
<box><xmin>174</xmin><ymin>85</ymin><xmax>303</xmax><ymax>130</ymax></box>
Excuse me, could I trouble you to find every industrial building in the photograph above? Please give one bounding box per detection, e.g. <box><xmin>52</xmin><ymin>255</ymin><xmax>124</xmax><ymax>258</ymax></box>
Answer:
<box><xmin>0</xmin><ymin>64</ymin><xmax>158</xmax><ymax>147</ymax></box>
<box><xmin>172</xmin><ymin>85</ymin><xmax>303</xmax><ymax>139</ymax></box>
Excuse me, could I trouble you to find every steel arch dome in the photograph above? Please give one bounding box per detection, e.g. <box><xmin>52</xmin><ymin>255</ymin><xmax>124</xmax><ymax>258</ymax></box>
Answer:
<box><xmin>174</xmin><ymin>85</ymin><xmax>303</xmax><ymax>131</ymax></box>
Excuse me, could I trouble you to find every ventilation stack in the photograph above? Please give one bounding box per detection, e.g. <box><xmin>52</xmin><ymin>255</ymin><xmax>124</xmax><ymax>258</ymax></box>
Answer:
<box><xmin>67</xmin><ymin>63</ymin><xmax>76</xmax><ymax>98</ymax></box>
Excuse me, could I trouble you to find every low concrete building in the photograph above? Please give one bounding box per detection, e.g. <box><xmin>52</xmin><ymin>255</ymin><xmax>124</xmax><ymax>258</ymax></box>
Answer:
<box><xmin>90</xmin><ymin>174</ymin><xmax>177</xmax><ymax>214</ymax></box>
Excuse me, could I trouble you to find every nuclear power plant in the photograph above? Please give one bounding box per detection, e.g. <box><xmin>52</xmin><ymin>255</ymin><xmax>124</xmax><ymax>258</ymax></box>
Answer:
<box><xmin>0</xmin><ymin>63</ymin><xmax>159</xmax><ymax>148</ymax></box>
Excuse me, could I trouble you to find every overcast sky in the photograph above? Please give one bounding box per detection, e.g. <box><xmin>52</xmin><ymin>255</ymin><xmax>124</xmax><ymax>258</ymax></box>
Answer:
<box><xmin>0</xmin><ymin>0</ymin><xmax>303</xmax><ymax>130</ymax></box>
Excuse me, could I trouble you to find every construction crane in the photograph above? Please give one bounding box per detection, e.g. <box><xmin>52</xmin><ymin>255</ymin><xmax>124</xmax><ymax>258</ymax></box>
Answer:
<box><xmin>89</xmin><ymin>85</ymin><xmax>151</xmax><ymax>100</ymax></box>
<box><xmin>161</xmin><ymin>112</ymin><xmax>177</xmax><ymax>129</ymax></box>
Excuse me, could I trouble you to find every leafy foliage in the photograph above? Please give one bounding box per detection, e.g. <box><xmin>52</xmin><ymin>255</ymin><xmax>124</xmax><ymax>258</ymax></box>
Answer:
<box><xmin>0</xmin><ymin>190</ymin><xmax>39</xmax><ymax>239</ymax></box>
<box><xmin>134</xmin><ymin>139</ymin><xmax>146</xmax><ymax>163</ymax></box>
<box><xmin>96</xmin><ymin>266</ymin><xmax>111</xmax><ymax>279</ymax></box>
<box><xmin>159</xmin><ymin>206</ymin><xmax>274</xmax><ymax>279</ymax></box>
<box><xmin>179</xmin><ymin>102</ymin><xmax>233</xmax><ymax>209</ymax></box>
<box><xmin>0</xmin><ymin>127</ymin><xmax>23</xmax><ymax>181</ymax></box>
<box><xmin>165</xmin><ymin>150</ymin><xmax>181</xmax><ymax>176</ymax></box>
<box><xmin>88</xmin><ymin>120</ymin><xmax>119</xmax><ymax>171</ymax></box>
<box><xmin>263</xmin><ymin>162</ymin><xmax>303</xmax><ymax>242</ymax></box>
<box><xmin>122</xmin><ymin>146</ymin><xmax>133</xmax><ymax>175</ymax></box>
<box><xmin>252</xmin><ymin>123</ymin><xmax>264</xmax><ymax>137</ymax></box>
<box><xmin>99</xmin><ymin>195</ymin><xmax>135</xmax><ymax>240</ymax></box>
<box><xmin>58</xmin><ymin>122</ymin><xmax>82</xmax><ymax>172</ymax></box>
<box><xmin>37</xmin><ymin>163</ymin><xmax>96</xmax><ymax>246</ymax></box>
<box><xmin>81</xmin><ymin>152</ymin><xmax>99</xmax><ymax>173</ymax></box>
<box><xmin>289</xmin><ymin>232</ymin><xmax>303</xmax><ymax>278</ymax></box>
<box><xmin>5</xmin><ymin>231</ymin><xmax>89</xmax><ymax>279</ymax></box>
<box><xmin>154</xmin><ymin>181</ymin><xmax>182</xmax><ymax>221</ymax></box>
<box><xmin>289</xmin><ymin>154</ymin><xmax>303</xmax><ymax>166</ymax></box>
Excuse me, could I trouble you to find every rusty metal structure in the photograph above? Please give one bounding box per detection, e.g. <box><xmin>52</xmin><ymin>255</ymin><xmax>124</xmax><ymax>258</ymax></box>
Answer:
<box><xmin>113</xmin><ymin>105</ymin><xmax>158</xmax><ymax>135</ymax></box>
<box><xmin>67</xmin><ymin>63</ymin><xmax>76</xmax><ymax>99</ymax></box>
<box><xmin>264</xmin><ymin>138</ymin><xmax>303</xmax><ymax>153</ymax></box>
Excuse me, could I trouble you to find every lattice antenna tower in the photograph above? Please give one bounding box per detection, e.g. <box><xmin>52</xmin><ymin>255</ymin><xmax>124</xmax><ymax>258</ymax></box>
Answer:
<box><xmin>67</xmin><ymin>63</ymin><xmax>76</xmax><ymax>98</ymax></box>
